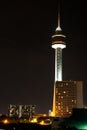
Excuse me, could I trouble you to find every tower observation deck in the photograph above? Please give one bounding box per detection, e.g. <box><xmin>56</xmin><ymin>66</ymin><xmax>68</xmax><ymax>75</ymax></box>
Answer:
<box><xmin>51</xmin><ymin>1</ymin><xmax>66</xmax><ymax>81</ymax></box>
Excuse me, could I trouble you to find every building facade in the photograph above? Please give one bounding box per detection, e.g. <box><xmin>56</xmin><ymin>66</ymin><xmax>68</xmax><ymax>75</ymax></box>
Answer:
<box><xmin>8</xmin><ymin>104</ymin><xmax>36</xmax><ymax>118</ymax></box>
<box><xmin>53</xmin><ymin>81</ymin><xmax>83</xmax><ymax>117</ymax></box>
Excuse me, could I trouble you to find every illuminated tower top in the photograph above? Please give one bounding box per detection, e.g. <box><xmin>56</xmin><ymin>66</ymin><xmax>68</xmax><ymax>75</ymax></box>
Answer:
<box><xmin>51</xmin><ymin>0</ymin><xmax>66</xmax><ymax>81</ymax></box>
<box><xmin>51</xmin><ymin>0</ymin><xmax>66</xmax><ymax>49</ymax></box>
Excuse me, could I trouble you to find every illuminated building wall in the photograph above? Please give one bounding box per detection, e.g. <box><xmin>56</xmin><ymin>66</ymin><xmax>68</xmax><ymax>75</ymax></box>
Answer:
<box><xmin>53</xmin><ymin>81</ymin><xmax>83</xmax><ymax>117</ymax></box>
<box><xmin>8</xmin><ymin>104</ymin><xmax>36</xmax><ymax>118</ymax></box>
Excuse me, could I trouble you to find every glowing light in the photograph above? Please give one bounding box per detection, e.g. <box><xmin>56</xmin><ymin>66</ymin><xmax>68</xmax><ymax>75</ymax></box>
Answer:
<box><xmin>30</xmin><ymin>118</ymin><xmax>37</xmax><ymax>123</ymax></box>
<box><xmin>3</xmin><ymin>119</ymin><xmax>9</xmax><ymax>124</ymax></box>
<box><xmin>52</xmin><ymin>43</ymin><xmax>66</xmax><ymax>49</ymax></box>
<box><xmin>43</xmin><ymin>114</ymin><xmax>46</xmax><ymax>116</ymax></box>
<box><xmin>75</xmin><ymin>122</ymin><xmax>87</xmax><ymax>130</ymax></box>
<box><xmin>80</xmin><ymin>124</ymin><xmax>87</xmax><ymax>129</ymax></box>
<box><xmin>39</xmin><ymin>120</ymin><xmax>44</xmax><ymax>125</ymax></box>
<box><xmin>56</xmin><ymin>26</ymin><xmax>61</xmax><ymax>31</ymax></box>
<box><xmin>52</xmin><ymin>34</ymin><xmax>66</xmax><ymax>38</ymax></box>
<box><xmin>49</xmin><ymin>111</ymin><xmax>54</xmax><ymax>117</ymax></box>
<box><xmin>69</xmin><ymin>112</ymin><xmax>71</xmax><ymax>114</ymax></box>
<box><xmin>39</xmin><ymin>119</ymin><xmax>52</xmax><ymax>126</ymax></box>
<box><xmin>63</xmin><ymin>91</ymin><xmax>66</xmax><ymax>93</ymax></box>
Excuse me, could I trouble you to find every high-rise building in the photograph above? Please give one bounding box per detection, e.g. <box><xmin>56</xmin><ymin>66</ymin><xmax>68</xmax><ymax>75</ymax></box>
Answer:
<box><xmin>53</xmin><ymin>81</ymin><xmax>83</xmax><ymax>117</ymax></box>
<box><xmin>8</xmin><ymin>104</ymin><xmax>36</xmax><ymax>118</ymax></box>
<box><xmin>51</xmin><ymin>1</ymin><xmax>83</xmax><ymax>117</ymax></box>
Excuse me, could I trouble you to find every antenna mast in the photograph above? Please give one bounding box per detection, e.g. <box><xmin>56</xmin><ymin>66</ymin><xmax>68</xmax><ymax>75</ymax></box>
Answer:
<box><xmin>57</xmin><ymin>0</ymin><xmax>61</xmax><ymax>30</ymax></box>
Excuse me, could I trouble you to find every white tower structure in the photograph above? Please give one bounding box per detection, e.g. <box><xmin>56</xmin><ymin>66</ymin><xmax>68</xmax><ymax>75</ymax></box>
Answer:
<box><xmin>51</xmin><ymin>1</ymin><xmax>66</xmax><ymax>81</ymax></box>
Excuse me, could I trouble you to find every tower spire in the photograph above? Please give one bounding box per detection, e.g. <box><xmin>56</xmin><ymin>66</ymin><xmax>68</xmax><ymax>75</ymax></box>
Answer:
<box><xmin>56</xmin><ymin>0</ymin><xmax>61</xmax><ymax>31</ymax></box>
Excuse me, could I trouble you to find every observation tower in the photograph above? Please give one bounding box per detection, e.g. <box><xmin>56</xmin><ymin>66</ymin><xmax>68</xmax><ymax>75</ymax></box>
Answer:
<box><xmin>51</xmin><ymin>1</ymin><xmax>66</xmax><ymax>81</ymax></box>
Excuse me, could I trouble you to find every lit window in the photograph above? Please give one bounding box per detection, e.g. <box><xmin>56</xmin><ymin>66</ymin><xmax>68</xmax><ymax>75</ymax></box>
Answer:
<box><xmin>66</xmin><ymin>106</ymin><xmax>69</xmax><ymax>112</ymax></box>
<box><xmin>63</xmin><ymin>91</ymin><xmax>66</xmax><ymax>93</ymax></box>
<box><xmin>58</xmin><ymin>106</ymin><xmax>61</xmax><ymax>110</ymax></box>
<box><xmin>69</xmin><ymin>112</ymin><xmax>72</xmax><ymax>114</ymax></box>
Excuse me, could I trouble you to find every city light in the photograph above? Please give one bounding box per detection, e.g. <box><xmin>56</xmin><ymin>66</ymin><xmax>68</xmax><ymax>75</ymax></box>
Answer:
<box><xmin>3</xmin><ymin>119</ymin><xmax>9</xmax><ymax>124</ymax></box>
<box><xmin>74</xmin><ymin>122</ymin><xmax>87</xmax><ymax>130</ymax></box>
<box><xmin>30</xmin><ymin>118</ymin><xmax>37</xmax><ymax>123</ymax></box>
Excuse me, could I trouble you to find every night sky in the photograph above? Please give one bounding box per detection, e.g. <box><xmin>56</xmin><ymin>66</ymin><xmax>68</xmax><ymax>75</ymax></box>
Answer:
<box><xmin>0</xmin><ymin>0</ymin><xmax>87</xmax><ymax>114</ymax></box>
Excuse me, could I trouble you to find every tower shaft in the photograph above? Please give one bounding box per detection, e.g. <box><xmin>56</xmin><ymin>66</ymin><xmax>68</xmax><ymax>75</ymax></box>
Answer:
<box><xmin>55</xmin><ymin>48</ymin><xmax>62</xmax><ymax>81</ymax></box>
<box><xmin>51</xmin><ymin>1</ymin><xmax>66</xmax><ymax>116</ymax></box>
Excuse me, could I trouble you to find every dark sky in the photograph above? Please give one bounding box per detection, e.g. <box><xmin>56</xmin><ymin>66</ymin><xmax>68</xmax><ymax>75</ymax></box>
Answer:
<box><xmin>0</xmin><ymin>0</ymin><xmax>87</xmax><ymax>114</ymax></box>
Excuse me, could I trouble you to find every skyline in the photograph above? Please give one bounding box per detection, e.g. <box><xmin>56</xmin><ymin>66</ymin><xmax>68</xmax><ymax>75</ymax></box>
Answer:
<box><xmin>0</xmin><ymin>0</ymin><xmax>87</xmax><ymax>114</ymax></box>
